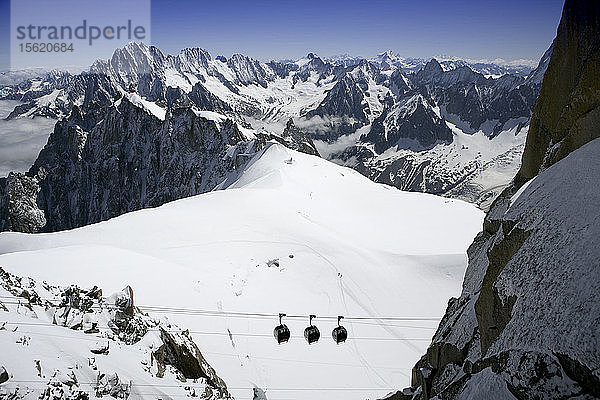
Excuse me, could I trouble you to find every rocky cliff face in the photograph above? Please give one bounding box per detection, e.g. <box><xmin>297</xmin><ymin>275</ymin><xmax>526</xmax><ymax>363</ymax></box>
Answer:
<box><xmin>385</xmin><ymin>1</ymin><xmax>600</xmax><ymax>399</ymax></box>
<box><xmin>365</xmin><ymin>93</ymin><xmax>453</xmax><ymax>152</ymax></box>
<box><xmin>31</xmin><ymin>98</ymin><xmax>255</xmax><ymax>232</ymax></box>
<box><xmin>0</xmin><ymin>93</ymin><xmax>318</xmax><ymax>232</ymax></box>
<box><xmin>517</xmin><ymin>0</ymin><xmax>600</xmax><ymax>185</ymax></box>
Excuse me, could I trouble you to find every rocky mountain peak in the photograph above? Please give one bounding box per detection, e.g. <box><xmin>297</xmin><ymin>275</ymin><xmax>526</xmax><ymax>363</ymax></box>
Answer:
<box><xmin>423</xmin><ymin>58</ymin><xmax>444</xmax><ymax>74</ymax></box>
<box><xmin>256</xmin><ymin>117</ymin><xmax>320</xmax><ymax>156</ymax></box>
<box><xmin>174</xmin><ymin>47</ymin><xmax>212</xmax><ymax>71</ymax></box>
<box><xmin>524</xmin><ymin>43</ymin><xmax>554</xmax><ymax>86</ymax></box>
<box><xmin>378</xmin><ymin>50</ymin><xmax>396</xmax><ymax>58</ymax></box>
<box><xmin>286</xmin><ymin>117</ymin><xmax>296</xmax><ymax>130</ymax></box>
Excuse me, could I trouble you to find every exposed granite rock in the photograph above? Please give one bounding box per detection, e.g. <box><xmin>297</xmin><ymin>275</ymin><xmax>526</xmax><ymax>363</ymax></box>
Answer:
<box><xmin>253</xmin><ymin>387</ymin><xmax>268</xmax><ymax>400</ymax></box>
<box><xmin>0</xmin><ymin>367</ymin><xmax>9</xmax><ymax>384</ymax></box>
<box><xmin>305</xmin><ymin>75</ymin><xmax>369</xmax><ymax>141</ymax></box>
<box><xmin>0</xmin><ymin>172</ymin><xmax>46</xmax><ymax>233</ymax></box>
<box><xmin>264</xmin><ymin>118</ymin><xmax>320</xmax><ymax>156</ymax></box>
<box><xmin>0</xmin><ymin>97</ymin><xmax>266</xmax><ymax>232</ymax></box>
<box><xmin>154</xmin><ymin>326</ymin><xmax>229</xmax><ymax>395</ymax></box>
<box><xmin>518</xmin><ymin>0</ymin><xmax>600</xmax><ymax>184</ymax></box>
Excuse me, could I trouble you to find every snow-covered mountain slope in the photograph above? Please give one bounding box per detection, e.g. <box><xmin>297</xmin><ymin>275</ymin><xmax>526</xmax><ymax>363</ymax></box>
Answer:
<box><xmin>0</xmin><ymin>143</ymin><xmax>484</xmax><ymax>400</ymax></box>
<box><xmin>0</xmin><ymin>270</ymin><xmax>231</xmax><ymax>400</ymax></box>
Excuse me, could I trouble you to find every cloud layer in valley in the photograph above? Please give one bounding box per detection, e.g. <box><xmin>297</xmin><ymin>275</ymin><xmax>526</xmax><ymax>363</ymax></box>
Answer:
<box><xmin>0</xmin><ymin>101</ymin><xmax>56</xmax><ymax>177</ymax></box>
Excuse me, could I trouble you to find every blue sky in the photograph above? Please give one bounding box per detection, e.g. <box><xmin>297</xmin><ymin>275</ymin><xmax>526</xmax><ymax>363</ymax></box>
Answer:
<box><xmin>0</xmin><ymin>0</ymin><xmax>8</xmax><ymax>69</ymax></box>
<box><xmin>1</xmin><ymin>0</ymin><xmax>564</xmax><ymax>70</ymax></box>
<box><xmin>150</xmin><ymin>0</ymin><xmax>564</xmax><ymax>62</ymax></box>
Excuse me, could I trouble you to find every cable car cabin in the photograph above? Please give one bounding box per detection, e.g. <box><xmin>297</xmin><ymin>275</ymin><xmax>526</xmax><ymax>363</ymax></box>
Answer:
<box><xmin>274</xmin><ymin>313</ymin><xmax>290</xmax><ymax>344</ymax></box>
<box><xmin>304</xmin><ymin>325</ymin><xmax>320</xmax><ymax>344</ymax></box>
<box><xmin>274</xmin><ymin>324</ymin><xmax>290</xmax><ymax>344</ymax></box>
<box><xmin>332</xmin><ymin>325</ymin><xmax>347</xmax><ymax>344</ymax></box>
<box><xmin>332</xmin><ymin>316</ymin><xmax>347</xmax><ymax>344</ymax></box>
<box><xmin>304</xmin><ymin>314</ymin><xmax>320</xmax><ymax>344</ymax></box>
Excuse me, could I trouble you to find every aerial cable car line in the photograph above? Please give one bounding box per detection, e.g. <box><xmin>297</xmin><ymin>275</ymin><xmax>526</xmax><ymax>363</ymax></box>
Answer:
<box><xmin>1</xmin><ymin>318</ymin><xmax>425</xmax><ymax>352</ymax></box>
<box><xmin>0</xmin><ymin>295</ymin><xmax>437</xmax><ymax>347</ymax></box>
<box><xmin>2</xmin><ymin>325</ymin><xmax>433</xmax><ymax>342</ymax></box>
<box><xmin>6</xmin><ymin>380</ymin><xmax>397</xmax><ymax>391</ymax></box>
<box><xmin>0</xmin><ymin>297</ymin><xmax>441</xmax><ymax>322</ymax></box>
<box><xmin>0</xmin><ymin>312</ymin><xmax>438</xmax><ymax>330</ymax></box>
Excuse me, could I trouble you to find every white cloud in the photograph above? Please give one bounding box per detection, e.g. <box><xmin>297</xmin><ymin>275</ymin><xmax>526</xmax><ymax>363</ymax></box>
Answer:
<box><xmin>0</xmin><ymin>101</ymin><xmax>56</xmax><ymax>177</ymax></box>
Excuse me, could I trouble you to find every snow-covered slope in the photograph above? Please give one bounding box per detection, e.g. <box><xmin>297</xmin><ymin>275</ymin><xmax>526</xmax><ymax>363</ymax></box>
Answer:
<box><xmin>0</xmin><ymin>143</ymin><xmax>484</xmax><ymax>400</ymax></box>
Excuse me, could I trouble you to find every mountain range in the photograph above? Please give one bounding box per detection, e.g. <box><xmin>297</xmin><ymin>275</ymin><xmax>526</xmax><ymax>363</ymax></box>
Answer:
<box><xmin>0</xmin><ymin>42</ymin><xmax>552</xmax><ymax>232</ymax></box>
<box><xmin>0</xmin><ymin>1</ymin><xmax>598</xmax><ymax>399</ymax></box>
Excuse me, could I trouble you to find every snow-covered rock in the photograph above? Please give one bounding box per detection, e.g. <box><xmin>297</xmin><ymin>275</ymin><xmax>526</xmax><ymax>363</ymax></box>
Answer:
<box><xmin>0</xmin><ymin>268</ymin><xmax>231</xmax><ymax>400</ymax></box>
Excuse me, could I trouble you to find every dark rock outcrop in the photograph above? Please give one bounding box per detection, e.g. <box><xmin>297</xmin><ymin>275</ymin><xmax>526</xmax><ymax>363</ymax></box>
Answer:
<box><xmin>154</xmin><ymin>327</ymin><xmax>229</xmax><ymax>394</ymax></box>
<box><xmin>0</xmin><ymin>367</ymin><xmax>9</xmax><ymax>384</ymax></box>
<box><xmin>0</xmin><ymin>172</ymin><xmax>46</xmax><ymax>232</ymax></box>
<box><xmin>19</xmin><ymin>97</ymin><xmax>259</xmax><ymax>232</ymax></box>
<box><xmin>364</xmin><ymin>93</ymin><xmax>453</xmax><ymax>151</ymax></box>
<box><xmin>271</xmin><ymin>118</ymin><xmax>320</xmax><ymax>156</ymax></box>
<box><xmin>517</xmin><ymin>0</ymin><xmax>600</xmax><ymax>184</ymax></box>
<box><xmin>305</xmin><ymin>75</ymin><xmax>369</xmax><ymax>142</ymax></box>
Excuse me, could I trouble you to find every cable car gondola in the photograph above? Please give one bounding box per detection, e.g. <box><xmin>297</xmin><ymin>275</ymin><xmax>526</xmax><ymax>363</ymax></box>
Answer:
<box><xmin>332</xmin><ymin>316</ymin><xmax>347</xmax><ymax>344</ymax></box>
<box><xmin>304</xmin><ymin>314</ymin><xmax>320</xmax><ymax>344</ymax></box>
<box><xmin>274</xmin><ymin>313</ymin><xmax>290</xmax><ymax>344</ymax></box>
